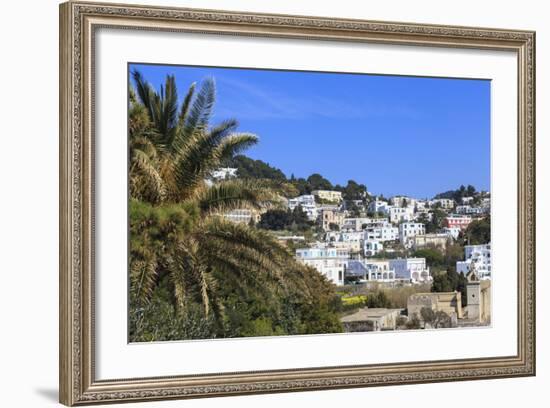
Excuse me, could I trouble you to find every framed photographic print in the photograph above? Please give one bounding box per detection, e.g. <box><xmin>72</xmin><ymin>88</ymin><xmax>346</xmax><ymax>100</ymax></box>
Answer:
<box><xmin>59</xmin><ymin>1</ymin><xmax>536</xmax><ymax>405</ymax></box>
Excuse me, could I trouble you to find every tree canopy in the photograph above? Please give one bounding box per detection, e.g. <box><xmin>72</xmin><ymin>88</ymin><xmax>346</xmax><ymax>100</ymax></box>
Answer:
<box><xmin>434</xmin><ymin>184</ymin><xmax>477</xmax><ymax>201</ymax></box>
<box><xmin>222</xmin><ymin>155</ymin><xmax>287</xmax><ymax>181</ymax></box>
<box><xmin>463</xmin><ymin>216</ymin><xmax>491</xmax><ymax>245</ymax></box>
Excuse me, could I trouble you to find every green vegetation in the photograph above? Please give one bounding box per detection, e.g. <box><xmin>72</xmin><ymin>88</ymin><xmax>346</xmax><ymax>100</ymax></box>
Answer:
<box><xmin>257</xmin><ymin>206</ymin><xmax>313</xmax><ymax>231</ymax></box>
<box><xmin>412</xmin><ymin>248</ymin><xmax>444</xmax><ymax>270</ymax></box>
<box><xmin>410</xmin><ymin>240</ymin><xmax>471</xmax><ymax>305</ymax></box>
<box><xmin>128</xmin><ymin>71</ymin><xmax>342</xmax><ymax>341</ymax></box>
<box><xmin>222</xmin><ymin>155</ymin><xmax>287</xmax><ymax>181</ymax></box>
<box><xmin>417</xmin><ymin>208</ymin><xmax>446</xmax><ymax>234</ymax></box>
<box><xmin>336</xmin><ymin>180</ymin><xmax>368</xmax><ymax>201</ymax></box>
<box><xmin>463</xmin><ymin>216</ymin><xmax>491</xmax><ymax>245</ymax></box>
<box><xmin>434</xmin><ymin>184</ymin><xmax>477</xmax><ymax>201</ymax></box>
<box><xmin>431</xmin><ymin>269</ymin><xmax>468</xmax><ymax>305</ymax></box>
<box><xmin>366</xmin><ymin>291</ymin><xmax>392</xmax><ymax>308</ymax></box>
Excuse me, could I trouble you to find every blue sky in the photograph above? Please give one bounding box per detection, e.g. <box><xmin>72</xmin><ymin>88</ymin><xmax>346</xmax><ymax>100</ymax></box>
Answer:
<box><xmin>129</xmin><ymin>63</ymin><xmax>490</xmax><ymax>198</ymax></box>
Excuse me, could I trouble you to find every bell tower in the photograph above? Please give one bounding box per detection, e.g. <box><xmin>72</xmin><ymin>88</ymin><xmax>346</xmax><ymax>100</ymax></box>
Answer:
<box><xmin>465</xmin><ymin>264</ymin><xmax>480</xmax><ymax>321</ymax></box>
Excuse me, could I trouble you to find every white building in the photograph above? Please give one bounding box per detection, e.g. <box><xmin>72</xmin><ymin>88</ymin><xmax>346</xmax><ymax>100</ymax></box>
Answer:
<box><xmin>211</xmin><ymin>167</ymin><xmax>238</xmax><ymax>181</ymax></box>
<box><xmin>312</xmin><ymin>190</ymin><xmax>343</xmax><ymax>203</ymax></box>
<box><xmin>368</xmin><ymin>200</ymin><xmax>389</xmax><ymax>214</ymax></box>
<box><xmin>364</xmin><ymin>223</ymin><xmax>398</xmax><ymax>242</ymax></box>
<box><xmin>223</xmin><ymin>209</ymin><xmax>259</xmax><ymax>224</ymax></box>
<box><xmin>390</xmin><ymin>196</ymin><xmax>416</xmax><ymax>209</ymax></box>
<box><xmin>346</xmin><ymin>259</ymin><xmax>395</xmax><ymax>282</ymax></box>
<box><xmin>341</xmin><ymin>217</ymin><xmax>374</xmax><ymax>232</ymax></box>
<box><xmin>431</xmin><ymin>198</ymin><xmax>455</xmax><ymax>209</ymax></box>
<box><xmin>412</xmin><ymin>208</ymin><xmax>433</xmax><ymax>222</ymax></box>
<box><xmin>456</xmin><ymin>243</ymin><xmax>492</xmax><ymax>280</ymax></box>
<box><xmin>398</xmin><ymin>222</ymin><xmax>426</xmax><ymax>245</ymax></box>
<box><xmin>388</xmin><ymin>206</ymin><xmax>414</xmax><ymax>224</ymax></box>
<box><xmin>365</xmin><ymin>260</ymin><xmax>396</xmax><ymax>281</ymax></box>
<box><xmin>456</xmin><ymin>205</ymin><xmax>485</xmax><ymax>215</ymax></box>
<box><xmin>295</xmin><ymin>247</ymin><xmax>349</xmax><ymax>285</ymax></box>
<box><xmin>364</xmin><ymin>240</ymin><xmax>384</xmax><ymax>257</ymax></box>
<box><xmin>389</xmin><ymin>258</ymin><xmax>431</xmax><ymax>283</ymax></box>
<box><xmin>288</xmin><ymin>194</ymin><xmax>318</xmax><ymax>221</ymax></box>
<box><xmin>443</xmin><ymin>227</ymin><xmax>461</xmax><ymax>240</ymax></box>
<box><xmin>325</xmin><ymin>231</ymin><xmax>364</xmax><ymax>252</ymax></box>
<box><xmin>481</xmin><ymin>197</ymin><xmax>491</xmax><ymax>208</ymax></box>
<box><xmin>415</xmin><ymin>200</ymin><xmax>429</xmax><ymax>211</ymax></box>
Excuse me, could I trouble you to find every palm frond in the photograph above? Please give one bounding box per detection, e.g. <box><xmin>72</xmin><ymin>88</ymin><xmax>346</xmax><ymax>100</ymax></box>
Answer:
<box><xmin>132</xmin><ymin>70</ymin><xmax>156</xmax><ymax>123</ymax></box>
<box><xmin>171</xmin><ymin>131</ymin><xmax>225</xmax><ymax>198</ymax></box>
<box><xmin>178</xmin><ymin>82</ymin><xmax>196</xmax><ymax>128</ymax></box>
<box><xmin>214</xmin><ymin>133</ymin><xmax>258</xmax><ymax>161</ymax></box>
<box><xmin>159</xmin><ymin>74</ymin><xmax>178</xmax><ymax>145</ymax></box>
<box><xmin>129</xmin><ymin>253</ymin><xmax>158</xmax><ymax>306</ymax></box>
<box><xmin>182</xmin><ymin>77</ymin><xmax>216</xmax><ymax>140</ymax></box>
<box><xmin>130</xmin><ymin>149</ymin><xmax>166</xmax><ymax>202</ymax></box>
<box><xmin>201</xmin><ymin>217</ymin><xmax>290</xmax><ymax>261</ymax></box>
<box><xmin>196</xmin><ymin>178</ymin><xmax>287</xmax><ymax>215</ymax></box>
<box><xmin>170</xmin><ymin>239</ymin><xmax>212</xmax><ymax>315</ymax></box>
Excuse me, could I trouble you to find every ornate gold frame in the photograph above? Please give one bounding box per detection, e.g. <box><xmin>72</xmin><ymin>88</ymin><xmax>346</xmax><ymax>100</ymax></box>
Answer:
<box><xmin>59</xmin><ymin>1</ymin><xmax>536</xmax><ymax>405</ymax></box>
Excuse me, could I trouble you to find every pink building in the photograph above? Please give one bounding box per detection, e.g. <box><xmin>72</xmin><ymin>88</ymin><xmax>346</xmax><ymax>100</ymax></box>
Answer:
<box><xmin>443</xmin><ymin>214</ymin><xmax>472</xmax><ymax>231</ymax></box>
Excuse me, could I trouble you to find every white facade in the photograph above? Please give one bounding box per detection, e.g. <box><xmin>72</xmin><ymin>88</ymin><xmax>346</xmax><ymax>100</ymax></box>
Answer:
<box><xmin>443</xmin><ymin>227</ymin><xmax>461</xmax><ymax>240</ymax></box>
<box><xmin>456</xmin><ymin>205</ymin><xmax>485</xmax><ymax>215</ymax></box>
<box><xmin>365</xmin><ymin>260</ymin><xmax>396</xmax><ymax>282</ymax></box>
<box><xmin>388</xmin><ymin>206</ymin><xmax>414</xmax><ymax>224</ymax></box>
<box><xmin>288</xmin><ymin>194</ymin><xmax>318</xmax><ymax>221</ymax></box>
<box><xmin>412</xmin><ymin>208</ymin><xmax>433</xmax><ymax>222</ymax></box>
<box><xmin>398</xmin><ymin>222</ymin><xmax>426</xmax><ymax>245</ymax></box>
<box><xmin>341</xmin><ymin>217</ymin><xmax>374</xmax><ymax>231</ymax></box>
<box><xmin>431</xmin><ymin>198</ymin><xmax>455</xmax><ymax>209</ymax></box>
<box><xmin>325</xmin><ymin>231</ymin><xmax>364</xmax><ymax>252</ymax></box>
<box><xmin>288</xmin><ymin>194</ymin><xmax>315</xmax><ymax>208</ymax></box>
<box><xmin>390</xmin><ymin>196</ymin><xmax>416</xmax><ymax>208</ymax></box>
<box><xmin>223</xmin><ymin>209</ymin><xmax>258</xmax><ymax>224</ymax></box>
<box><xmin>336</xmin><ymin>231</ymin><xmax>364</xmax><ymax>243</ymax></box>
<box><xmin>211</xmin><ymin>167</ymin><xmax>238</xmax><ymax>181</ymax></box>
<box><xmin>389</xmin><ymin>258</ymin><xmax>431</xmax><ymax>283</ymax></box>
<box><xmin>295</xmin><ymin>247</ymin><xmax>349</xmax><ymax>285</ymax></box>
<box><xmin>368</xmin><ymin>200</ymin><xmax>389</xmax><ymax>214</ymax></box>
<box><xmin>456</xmin><ymin>243</ymin><xmax>492</xmax><ymax>280</ymax></box>
<box><xmin>364</xmin><ymin>223</ymin><xmax>398</xmax><ymax>242</ymax></box>
<box><xmin>364</xmin><ymin>240</ymin><xmax>384</xmax><ymax>257</ymax></box>
<box><xmin>346</xmin><ymin>259</ymin><xmax>395</xmax><ymax>282</ymax></box>
<box><xmin>415</xmin><ymin>200</ymin><xmax>429</xmax><ymax>210</ymax></box>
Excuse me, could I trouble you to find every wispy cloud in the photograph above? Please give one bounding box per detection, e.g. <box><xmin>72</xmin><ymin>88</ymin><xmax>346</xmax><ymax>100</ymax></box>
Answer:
<box><xmin>211</xmin><ymin>76</ymin><xmax>423</xmax><ymax>121</ymax></box>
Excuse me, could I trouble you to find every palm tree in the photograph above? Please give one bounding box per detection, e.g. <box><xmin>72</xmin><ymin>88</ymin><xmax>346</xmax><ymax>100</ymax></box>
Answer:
<box><xmin>128</xmin><ymin>70</ymin><xmax>303</xmax><ymax>325</ymax></box>
<box><xmin>130</xmin><ymin>70</ymin><xmax>260</xmax><ymax>204</ymax></box>
<box><xmin>128</xmin><ymin>70</ymin><xmax>343</xmax><ymax>341</ymax></box>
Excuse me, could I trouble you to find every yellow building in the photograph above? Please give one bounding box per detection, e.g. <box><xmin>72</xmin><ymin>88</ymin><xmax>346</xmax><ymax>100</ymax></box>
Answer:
<box><xmin>465</xmin><ymin>270</ymin><xmax>491</xmax><ymax>324</ymax></box>
<box><xmin>320</xmin><ymin>208</ymin><xmax>345</xmax><ymax>231</ymax></box>
<box><xmin>408</xmin><ymin>291</ymin><xmax>463</xmax><ymax>321</ymax></box>
<box><xmin>312</xmin><ymin>190</ymin><xmax>343</xmax><ymax>203</ymax></box>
